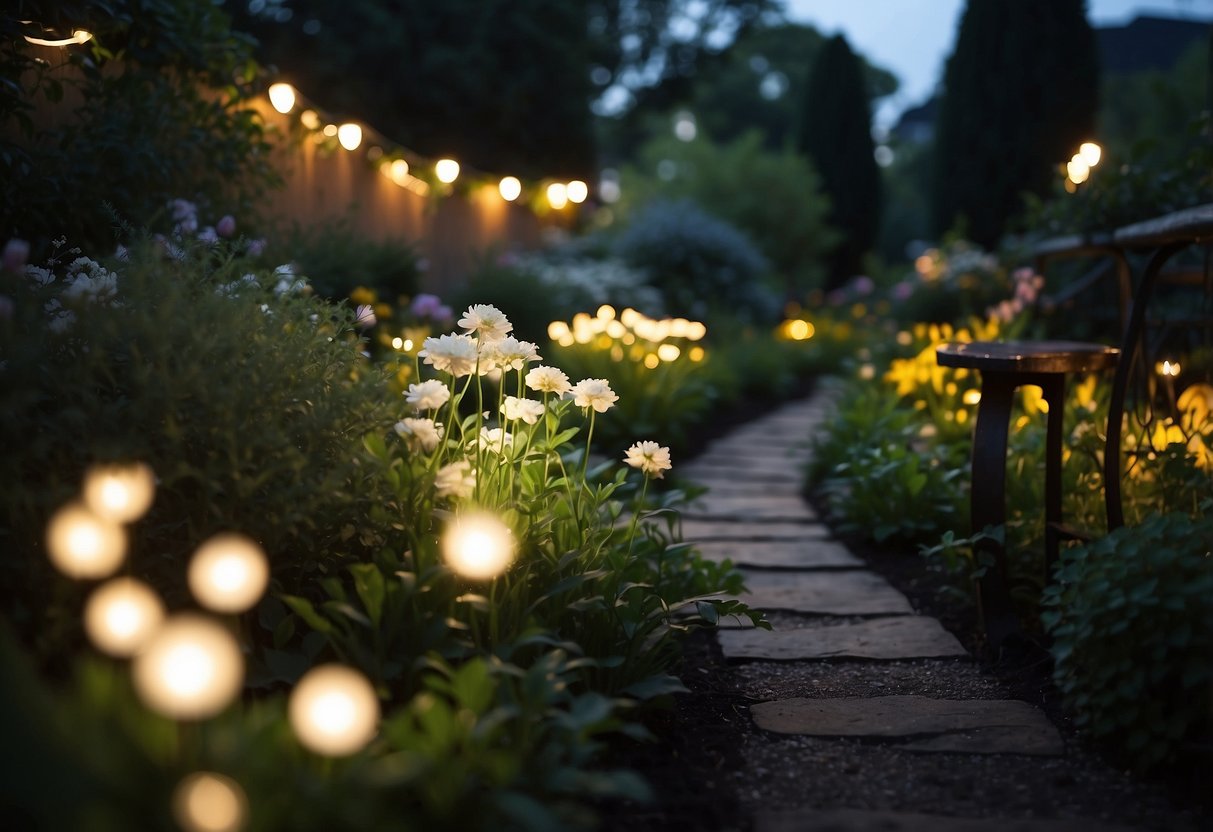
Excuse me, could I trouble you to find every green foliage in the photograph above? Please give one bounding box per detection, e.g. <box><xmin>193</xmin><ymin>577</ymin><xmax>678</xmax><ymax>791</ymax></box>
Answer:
<box><xmin>932</xmin><ymin>0</ymin><xmax>1099</xmax><ymax>246</ymax></box>
<box><xmin>614</xmin><ymin>198</ymin><xmax>778</xmax><ymax>320</ymax></box>
<box><xmin>1043</xmin><ymin>511</ymin><xmax>1213</xmax><ymax>771</ymax></box>
<box><xmin>1</xmin><ymin>1</ymin><xmax>277</xmax><ymax>253</ymax></box>
<box><xmin>796</xmin><ymin>34</ymin><xmax>881</xmax><ymax>289</ymax></box>
<box><xmin>621</xmin><ymin>131</ymin><xmax>836</xmax><ymax>296</ymax></box>
<box><xmin>0</xmin><ymin>240</ymin><xmax>396</xmax><ymax>654</ymax></box>
<box><xmin>270</xmin><ymin>218</ymin><xmax>422</xmax><ymax>302</ymax></box>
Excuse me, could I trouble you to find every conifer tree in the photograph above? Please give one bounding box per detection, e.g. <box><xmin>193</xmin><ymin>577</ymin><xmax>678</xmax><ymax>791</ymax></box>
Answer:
<box><xmin>931</xmin><ymin>0</ymin><xmax>1099</xmax><ymax>246</ymax></box>
<box><xmin>796</xmin><ymin>34</ymin><xmax>882</xmax><ymax>290</ymax></box>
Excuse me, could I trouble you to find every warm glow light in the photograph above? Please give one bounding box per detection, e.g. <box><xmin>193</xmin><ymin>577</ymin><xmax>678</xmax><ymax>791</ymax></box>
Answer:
<box><xmin>643</xmin><ymin>353</ymin><xmax>660</xmax><ymax>369</ymax></box>
<box><xmin>657</xmin><ymin>344</ymin><xmax>681</xmax><ymax>362</ymax></box>
<box><xmin>435</xmin><ymin>159</ymin><xmax>460</xmax><ymax>183</ymax></box>
<box><xmin>337</xmin><ymin>123</ymin><xmax>362</xmax><ymax>151</ymax></box>
<box><xmin>268</xmin><ymin>83</ymin><xmax>296</xmax><ymax>114</ymax></box>
<box><xmin>689</xmin><ymin>346</ymin><xmax>705</xmax><ymax>362</ymax></box>
<box><xmin>963</xmin><ymin>389</ymin><xmax>982</xmax><ymax>405</ymax></box>
<box><xmin>391</xmin><ymin>336</ymin><xmax>404</xmax><ymax>350</ymax></box>
<box><xmin>1156</xmin><ymin>360</ymin><xmax>1181</xmax><ymax>377</ymax></box>
<box><xmin>322</xmin><ymin>124</ymin><xmax>338</xmax><ymax>138</ymax></box>
<box><xmin>188</xmin><ymin>533</ymin><xmax>269</xmax><ymax>614</ymax></box>
<box><xmin>566</xmin><ymin>180</ymin><xmax>588</xmax><ymax>204</ymax></box>
<box><xmin>289</xmin><ymin>664</ymin><xmax>380</xmax><ymax>756</ymax></box>
<box><xmin>685</xmin><ymin>321</ymin><xmax>707</xmax><ymax>341</ymax></box>
<box><xmin>498</xmin><ymin>176</ymin><xmax>522</xmax><ymax>201</ymax></box>
<box><xmin>132</xmin><ymin>614</ymin><xmax>243</xmax><ymax>719</ymax></box>
<box><xmin>597</xmin><ymin>304</ymin><xmax>616</xmax><ymax>321</ymax></box>
<box><xmin>546</xmin><ymin>182</ymin><xmax>568</xmax><ymax>209</ymax></box>
<box><xmin>84</xmin><ymin>578</ymin><xmax>165</xmax><ymax>657</ymax></box>
<box><xmin>24</xmin><ymin>29</ymin><xmax>93</xmax><ymax>47</ymax></box>
<box><xmin>785</xmin><ymin>319</ymin><xmax>815</xmax><ymax>341</ymax></box>
<box><xmin>1079</xmin><ymin>141</ymin><xmax>1102</xmax><ymax>167</ymax></box>
<box><xmin>46</xmin><ymin>502</ymin><xmax>126</xmax><ymax>579</ymax></box>
<box><xmin>1067</xmin><ymin>155</ymin><xmax>1089</xmax><ymax>184</ymax></box>
<box><xmin>83</xmin><ymin>462</ymin><xmax>155</xmax><ymax>524</ymax></box>
<box><xmin>172</xmin><ymin>772</ymin><xmax>248</xmax><ymax>832</ymax></box>
<box><xmin>299</xmin><ymin>109</ymin><xmax>320</xmax><ymax>130</ymax></box>
<box><xmin>442</xmin><ymin>514</ymin><xmax>514</xmax><ymax>579</ymax></box>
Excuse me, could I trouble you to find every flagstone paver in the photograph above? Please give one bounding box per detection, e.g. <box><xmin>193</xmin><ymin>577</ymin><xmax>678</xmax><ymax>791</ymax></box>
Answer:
<box><xmin>749</xmin><ymin>695</ymin><xmax>1064</xmax><ymax>756</ymax></box>
<box><xmin>683</xmin><ymin>494</ymin><xmax>818</xmax><ymax>522</ymax></box>
<box><xmin>736</xmin><ymin>569</ymin><xmax>913</xmax><ymax>616</ymax></box>
<box><xmin>681</xmin><ymin>520</ymin><xmax>832</xmax><ymax>541</ymax></box>
<box><xmin>719</xmin><ymin>616</ymin><xmax>967</xmax><ymax>661</ymax></box>
<box><xmin>695</xmin><ymin>539</ymin><xmax>862</xmax><ymax>569</ymax></box>
<box><xmin>681</xmin><ymin>462</ymin><xmax>805</xmax><ymax>483</ymax></box>
<box><xmin>756</xmin><ymin>809</ymin><xmax>1135</xmax><ymax>832</ymax></box>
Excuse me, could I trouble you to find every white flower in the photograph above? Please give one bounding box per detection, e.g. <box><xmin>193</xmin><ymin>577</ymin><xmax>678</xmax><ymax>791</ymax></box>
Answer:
<box><xmin>469</xmin><ymin>427</ymin><xmax>513</xmax><ymax>454</ymax></box>
<box><xmin>354</xmin><ymin>304</ymin><xmax>377</xmax><ymax>329</ymax></box>
<box><xmin>44</xmin><ymin>298</ymin><xmax>75</xmax><ymax>332</ymax></box>
<box><xmin>458</xmin><ymin>303</ymin><xmax>512</xmax><ymax>342</ymax></box>
<box><xmin>525</xmin><ymin>365</ymin><xmax>571</xmax><ymax>396</ymax></box>
<box><xmin>273</xmin><ymin>264</ymin><xmax>308</xmax><ymax>296</ymax></box>
<box><xmin>486</xmin><ymin>336</ymin><xmax>540</xmax><ymax>371</ymax></box>
<box><xmin>62</xmin><ymin>273</ymin><xmax>117</xmax><ymax>302</ymax></box>
<box><xmin>435</xmin><ymin>460</ymin><xmax>476</xmax><ymax>499</ymax></box>
<box><xmin>405</xmin><ymin>379</ymin><xmax>451</xmax><ymax>411</ymax></box>
<box><xmin>570</xmin><ymin>378</ymin><xmax>618</xmax><ymax>413</ymax></box>
<box><xmin>502</xmin><ymin>396</ymin><xmax>544</xmax><ymax>425</ymax></box>
<box><xmin>217</xmin><ymin>274</ymin><xmax>259</xmax><ymax>297</ymax></box>
<box><xmin>419</xmin><ymin>333</ymin><xmax>479</xmax><ymax>377</ymax></box>
<box><xmin>394</xmin><ymin>417</ymin><xmax>444</xmax><ymax>453</ymax></box>
<box><xmin>25</xmin><ymin>265</ymin><xmax>55</xmax><ymax>286</ymax></box>
<box><xmin>624</xmin><ymin>441</ymin><xmax>672</xmax><ymax>479</ymax></box>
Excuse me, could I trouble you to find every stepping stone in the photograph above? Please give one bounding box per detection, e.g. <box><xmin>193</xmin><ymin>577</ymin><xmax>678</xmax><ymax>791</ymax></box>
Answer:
<box><xmin>683</xmin><ymin>494</ymin><xmax>817</xmax><ymax>522</ymax></box>
<box><xmin>756</xmin><ymin>809</ymin><xmax>1134</xmax><ymax>832</ymax></box>
<box><xmin>681</xmin><ymin>464</ymin><xmax>803</xmax><ymax>484</ymax></box>
<box><xmin>749</xmin><ymin>695</ymin><xmax>1064</xmax><ymax>756</ymax></box>
<box><xmin>684</xmin><ymin>481</ymin><xmax>802</xmax><ymax>498</ymax></box>
<box><xmin>696</xmin><ymin>539</ymin><xmax>862</xmax><ymax>570</ymax></box>
<box><xmin>719</xmin><ymin>616</ymin><xmax>966</xmax><ymax>661</ymax></box>
<box><xmin>736</xmin><ymin>570</ymin><xmax>913</xmax><ymax>616</ymax></box>
<box><xmin>681</xmin><ymin>520</ymin><xmax>831</xmax><ymax>542</ymax></box>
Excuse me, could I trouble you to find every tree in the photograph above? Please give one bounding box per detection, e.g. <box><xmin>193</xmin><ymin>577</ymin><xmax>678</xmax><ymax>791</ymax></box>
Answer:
<box><xmin>796</xmin><ymin>34</ymin><xmax>881</xmax><ymax>289</ymax></box>
<box><xmin>931</xmin><ymin>0</ymin><xmax>1099</xmax><ymax>246</ymax></box>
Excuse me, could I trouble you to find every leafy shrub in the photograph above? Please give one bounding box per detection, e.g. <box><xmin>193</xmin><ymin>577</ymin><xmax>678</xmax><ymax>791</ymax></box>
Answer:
<box><xmin>271</xmin><ymin>218</ymin><xmax>422</xmax><ymax>302</ymax></box>
<box><xmin>1043</xmin><ymin>511</ymin><xmax>1213</xmax><ymax>771</ymax></box>
<box><xmin>614</xmin><ymin>199</ymin><xmax>778</xmax><ymax>322</ymax></box>
<box><xmin>1</xmin><ymin>1</ymin><xmax>277</xmax><ymax>254</ymax></box>
<box><xmin>621</xmin><ymin>131</ymin><xmax>836</xmax><ymax>295</ymax></box>
<box><xmin>0</xmin><ymin>239</ymin><xmax>396</xmax><ymax>654</ymax></box>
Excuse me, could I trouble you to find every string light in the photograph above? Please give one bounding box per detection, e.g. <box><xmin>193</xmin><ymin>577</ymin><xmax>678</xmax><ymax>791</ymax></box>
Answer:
<box><xmin>268</xmin><ymin>83</ymin><xmax>296</xmax><ymax>114</ymax></box>
<box><xmin>24</xmin><ymin>29</ymin><xmax>92</xmax><ymax>47</ymax></box>
<box><xmin>566</xmin><ymin>180</ymin><xmax>588</xmax><ymax>204</ymax></box>
<box><xmin>499</xmin><ymin>176</ymin><xmax>522</xmax><ymax>201</ymax></box>
<box><xmin>337</xmin><ymin>123</ymin><xmax>362</xmax><ymax>151</ymax></box>
<box><xmin>546</xmin><ymin>182</ymin><xmax>568</xmax><ymax>210</ymax></box>
<box><xmin>435</xmin><ymin>159</ymin><xmax>460</xmax><ymax>184</ymax></box>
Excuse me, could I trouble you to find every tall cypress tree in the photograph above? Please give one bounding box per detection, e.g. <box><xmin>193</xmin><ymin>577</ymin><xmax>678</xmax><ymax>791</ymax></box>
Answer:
<box><xmin>931</xmin><ymin>0</ymin><xmax>1099</xmax><ymax>246</ymax></box>
<box><xmin>796</xmin><ymin>34</ymin><xmax>882</xmax><ymax>290</ymax></box>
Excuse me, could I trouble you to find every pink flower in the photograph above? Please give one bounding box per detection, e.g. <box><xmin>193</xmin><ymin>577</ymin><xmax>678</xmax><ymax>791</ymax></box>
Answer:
<box><xmin>246</xmin><ymin>238</ymin><xmax>266</xmax><ymax>258</ymax></box>
<box><xmin>852</xmin><ymin>275</ymin><xmax>875</xmax><ymax>296</ymax></box>
<box><xmin>354</xmin><ymin>304</ymin><xmax>377</xmax><ymax>329</ymax></box>
<box><xmin>891</xmin><ymin>281</ymin><xmax>913</xmax><ymax>301</ymax></box>
<box><xmin>216</xmin><ymin>215</ymin><xmax>237</xmax><ymax>238</ymax></box>
<box><xmin>411</xmin><ymin>293</ymin><xmax>442</xmax><ymax>317</ymax></box>
<box><xmin>2</xmin><ymin>239</ymin><xmax>29</xmax><ymax>273</ymax></box>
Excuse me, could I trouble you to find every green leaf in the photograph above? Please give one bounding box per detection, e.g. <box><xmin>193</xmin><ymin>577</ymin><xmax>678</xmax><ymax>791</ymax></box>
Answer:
<box><xmin>280</xmin><ymin>595</ymin><xmax>333</xmax><ymax>634</ymax></box>
<box><xmin>349</xmin><ymin>563</ymin><xmax>386</xmax><ymax>626</ymax></box>
<box><xmin>622</xmin><ymin>673</ymin><xmax>688</xmax><ymax>700</ymax></box>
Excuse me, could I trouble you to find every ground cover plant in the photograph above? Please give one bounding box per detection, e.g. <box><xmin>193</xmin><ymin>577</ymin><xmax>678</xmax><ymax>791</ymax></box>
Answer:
<box><xmin>0</xmin><ymin>239</ymin><xmax>764</xmax><ymax>830</ymax></box>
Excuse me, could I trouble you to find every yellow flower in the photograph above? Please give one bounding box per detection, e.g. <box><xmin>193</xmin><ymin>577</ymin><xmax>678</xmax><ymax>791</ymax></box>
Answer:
<box><xmin>1178</xmin><ymin>383</ymin><xmax>1213</xmax><ymax>434</ymax></box>
<box><xmin>349</xmin><ymin>286</ymin><xmax>376</xmax><ymax>306</ymax></box>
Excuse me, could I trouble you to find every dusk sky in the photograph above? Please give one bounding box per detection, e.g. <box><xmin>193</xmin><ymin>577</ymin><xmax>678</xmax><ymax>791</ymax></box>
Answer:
<box><xmin>782</xmin><ymin>0</ymin><xmax>1213</xmax><ymax>128</ymax></box>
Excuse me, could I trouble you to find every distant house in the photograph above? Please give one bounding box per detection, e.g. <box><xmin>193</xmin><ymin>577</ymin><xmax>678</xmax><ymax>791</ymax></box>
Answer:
<box><xmin>890</xmin><ymin>14</ymin><xmax>1211</xmax><ymax>145</ymax></box>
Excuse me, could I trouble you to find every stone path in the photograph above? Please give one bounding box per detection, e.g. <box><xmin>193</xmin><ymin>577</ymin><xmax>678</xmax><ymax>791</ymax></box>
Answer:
<box><xmin>676</xmin><ymin>386</ymin><xmax>1155</xmax><ymax>831</ymax></box>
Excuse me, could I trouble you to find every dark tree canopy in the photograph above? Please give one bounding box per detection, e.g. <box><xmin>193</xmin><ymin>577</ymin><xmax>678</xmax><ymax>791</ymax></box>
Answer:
<box><xmin>931</xmin><ymin>0</ymin><xmax>1100</xmax><ymax>246</ymax></box>
<box><xmin>796</xmin><ymin>33</ymin><xmax>882</xmax><ymax>289</ymax></box>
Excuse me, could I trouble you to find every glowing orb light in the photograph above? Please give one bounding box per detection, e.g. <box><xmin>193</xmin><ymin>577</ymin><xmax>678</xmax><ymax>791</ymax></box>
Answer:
<box><xmin>267</xmin><ymin>82</ymin><xmax>296</xmax><ymax>115</ymax></box>
<box><xmin>132</xmin><ymin>614</ymin><xmax>243</xmax><ymax>719</ymax></box>
<box><xmin>83</xmin><ymin>462</ymin><xmax>155</xmax><ymax>523</ymax></box>
<box><xmin>498</xmin><ymin>176</ymin><xmax>522</xmax><ymax>201</ymax></box>
<box><xmin>84</xmin><ymin>577</ymin><xmax>165</xmax><ymax>657</ymax></box>
<box><xmin>435</xmin><ymin>159</ymin><xmax>460</xmax><ymax>184</ymax></box>
<box><xmin>442</xmin><ymin>513</ymin><xmax>514</xmax><ymax>579</ymax></box>
<box><xmin>172</xmin><ymin>772</ymin><xmax>248</xmax><ymax>832</ymax></box>
<box><xmin>188</xmin><ymin>533</ymin><xmax>269</xmax><ymax>613</ymax></box>
<box><xmin>288</xmin><ymin>664</ymin><xmax>380</xmax><ymax>756</ymax></box>
<box><xmin>46</xmin><ymin>502</ymin><xmax>126</xmax><ymax>579</ymax></box>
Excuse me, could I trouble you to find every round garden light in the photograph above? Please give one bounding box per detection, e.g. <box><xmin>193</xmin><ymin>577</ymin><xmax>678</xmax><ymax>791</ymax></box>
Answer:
<box><xmin>289</xmin><ymin>664</ymin><xmax>380</xmax><ymax>756</ymax></box>
<box><xmin>172</xmin><ymin>772</ymin><xmax>248</xmax><ymax>832</ymax></box>
<box><xmin>84</xmin><ymin>577</ymin><xmax>165</xmax><ymax>657</ymax></box>
<box><xmin>83</xmin><ymin>461</ymin><xmax>155</xmax><ymax>524</ymax></box>
<box><xmin>132</xmin><ymin>614</ymin><xmax>243</xmax><ymax>719</ymax></box>
<box><xmin>267</xmin><ymin>82</ymin><xmax>296</xmax><ymax>115</ymax></box>
<box><xmin>566</xmin><ymin>179</ymin><xmax>588</xmax><ymax>204</ymax></box>
<box><xmin>546</xmin><ymin>182</ymin><xmax>568</xmax><ymax>209</ymax></box>
<box><xmin>46</xmin><ymin>502</ymin><xmax>126</xmax><ymax>579</ymax></box>
<box><xmin>188</xmin><ymin>533</ymin><xmax>270</xmax><ymax>614</ymax></box>
<box><xmin>442</xmin><ymin>513</ymin><xmax>514</xmax><ymax>580</ymax></box>
<box><xmin>337</xmin><ymin>123</ymin><xmax>362</xmax><ymax>151</ymax></box>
